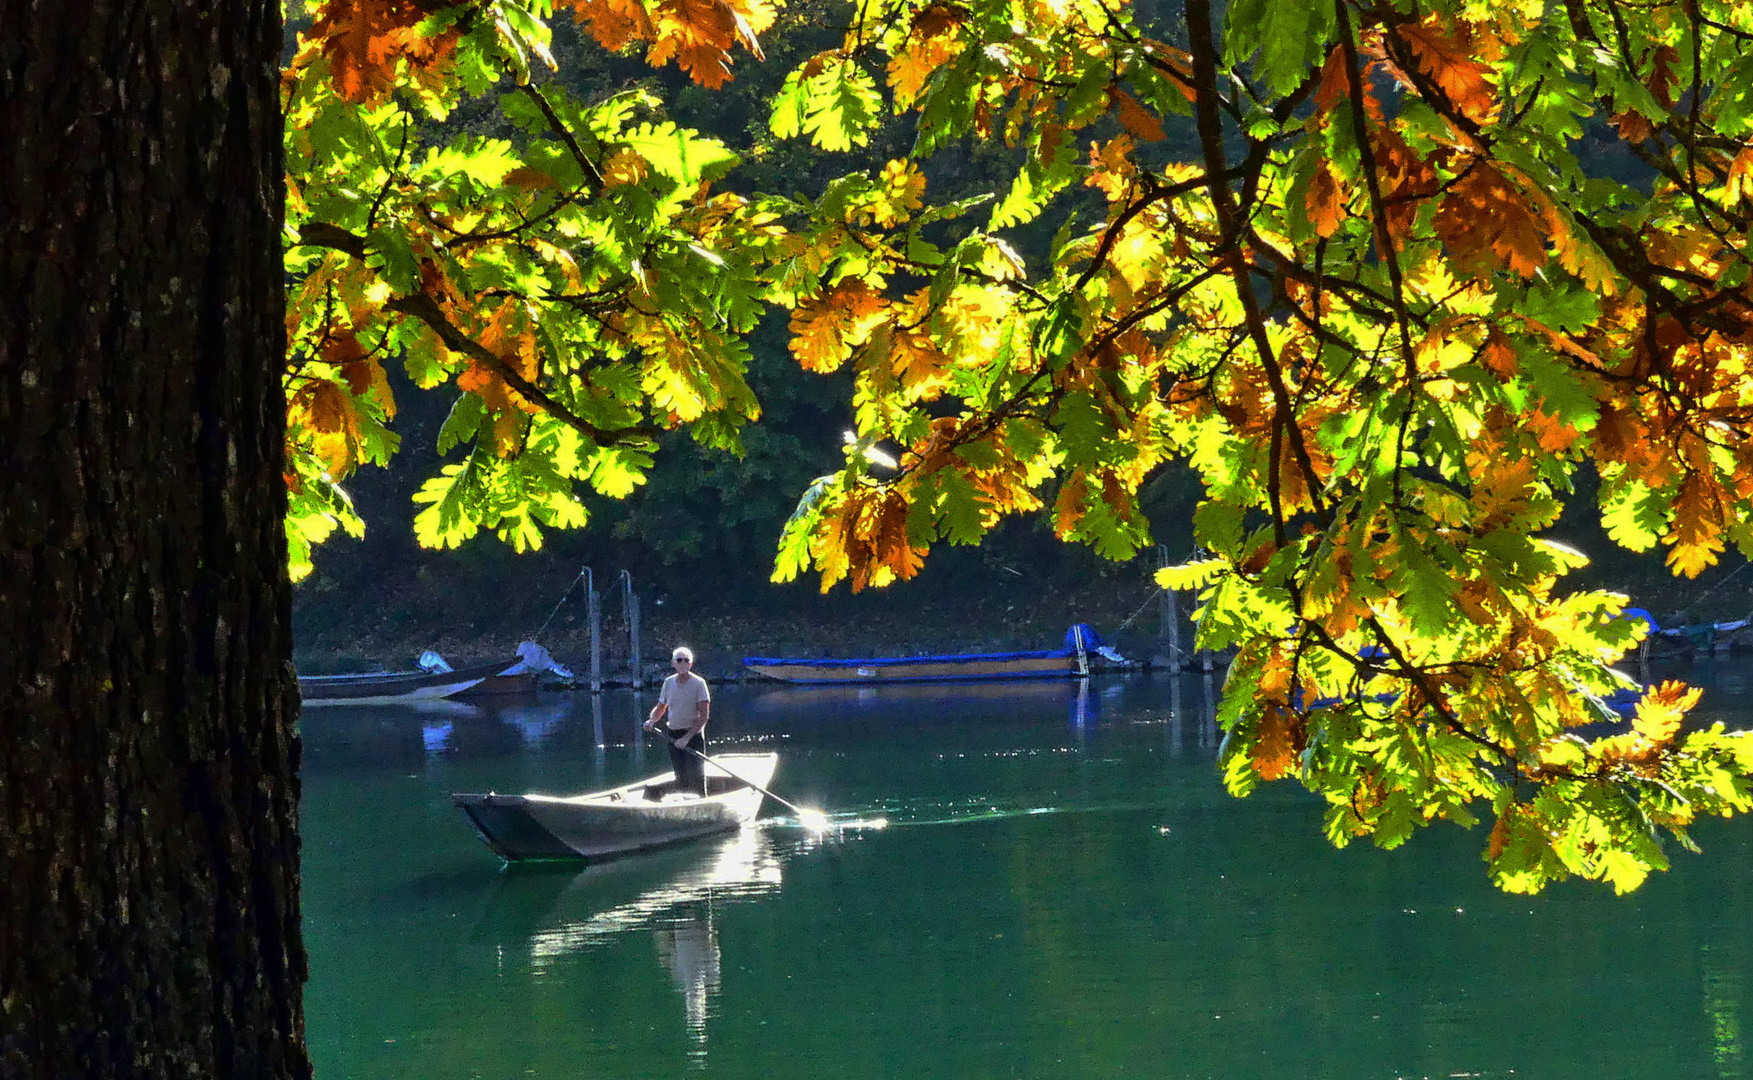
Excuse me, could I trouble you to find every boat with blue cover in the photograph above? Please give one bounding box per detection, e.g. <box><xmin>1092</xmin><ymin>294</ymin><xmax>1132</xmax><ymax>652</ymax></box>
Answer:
<box><xmin>742</xmin><ymin>625</ymin><xmax>1116</xmax><ymax>685</ymax></box>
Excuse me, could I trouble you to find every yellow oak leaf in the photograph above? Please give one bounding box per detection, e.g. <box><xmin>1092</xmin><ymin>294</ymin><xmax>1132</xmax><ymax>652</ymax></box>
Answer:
<box><xmin>1631</xmin><ymin>680</ymin><xmax>1699</xmax><ymax>746</ymax></box>
<box><xmin>601</xmin><ymin>148</ymin><xmax>651</xmax><ymax>188</ymax></box>
<box><xmin>872</xmin><ymin>159</ymin><xmax>926</xmax><ymax>227</ymax></box>
<box><xmin>888</xmin><ymin>326</ymin><xmax>948</xmax><ymax>399</ymax></box>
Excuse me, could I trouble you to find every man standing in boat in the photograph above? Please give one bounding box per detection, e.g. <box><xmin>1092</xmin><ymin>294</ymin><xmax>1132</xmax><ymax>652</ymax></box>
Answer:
<box><xmin>645</xmin><ymin>646</ymin><xmax>711</xmax><ymax>797</ymax></box>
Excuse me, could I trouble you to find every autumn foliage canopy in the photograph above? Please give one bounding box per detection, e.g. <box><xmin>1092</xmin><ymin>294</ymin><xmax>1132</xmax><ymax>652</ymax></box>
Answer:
<box><xmin>284</xmin><ymin>0</ymin><xmax>1753</xmax><ymax>892</ymax></box>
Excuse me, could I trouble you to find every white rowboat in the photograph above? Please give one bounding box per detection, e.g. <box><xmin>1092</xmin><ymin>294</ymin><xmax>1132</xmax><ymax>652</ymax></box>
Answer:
<box><xmin>452</xmin><ymin>753</ymin><xmax>780</xmax><ymax>862</ymax></box>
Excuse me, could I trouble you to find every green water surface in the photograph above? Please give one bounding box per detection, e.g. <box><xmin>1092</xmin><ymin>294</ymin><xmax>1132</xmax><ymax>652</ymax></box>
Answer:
<box><xmin>301</xmin><ymin>669</ymin><xmax>1753</xmax><ymax>1080</ymax></box>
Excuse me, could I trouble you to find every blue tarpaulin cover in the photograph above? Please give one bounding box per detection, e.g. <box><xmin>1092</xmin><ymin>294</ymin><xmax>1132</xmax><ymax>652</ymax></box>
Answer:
<box><xmin>744</xmin><ymin>624</ymin><xmax>1126</xmax><ymax>668</ymax></box>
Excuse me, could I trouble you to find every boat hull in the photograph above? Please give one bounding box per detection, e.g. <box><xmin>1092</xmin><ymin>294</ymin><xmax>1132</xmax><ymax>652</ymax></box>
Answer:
<box><xmin>455</xmin><ymin>671</ymin><xmax>541</xmax><ymax>698</ymax></box>
<box><xmin>745</xmin><ymin>654</ymin><xmax>1075</xmax><ymax>684</ymax></box>
<box><xmin>453</xmin><ymin>753</ymin><xmax>779</xmax><ymax>862</ymax></box>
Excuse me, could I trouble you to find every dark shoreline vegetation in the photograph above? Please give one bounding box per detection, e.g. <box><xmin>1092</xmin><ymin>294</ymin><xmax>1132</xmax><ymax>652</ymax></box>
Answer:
<box><xmin>292</xmin><ymin>448</ymin><xmax>1753</xmax><ymax>677</ymax></box>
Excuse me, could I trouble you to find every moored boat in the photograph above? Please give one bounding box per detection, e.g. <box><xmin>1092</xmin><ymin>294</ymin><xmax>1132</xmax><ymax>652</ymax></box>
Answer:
<box><xmin>452</xmin><ymin>752</ymin><xmax>780</xmax><ymax>862</ymax></box>
<box><xmin>742</xmin><ymin>625</ymin><xmax>1119</xmax><ymax>685</ymax></box>
<box><xmin>297</xmin><ymin>658</ymin><xmax>511</xmax><ymax>706</ymax></box>
<box><xmin>300</xmin><ymin>641</ymin><xmax>575</xmax><ymax>706</ymax></box>
<box><xmin>434</xmin><ymin>641</ymin><xmax>577</xmax><ymax>698</ymax></box>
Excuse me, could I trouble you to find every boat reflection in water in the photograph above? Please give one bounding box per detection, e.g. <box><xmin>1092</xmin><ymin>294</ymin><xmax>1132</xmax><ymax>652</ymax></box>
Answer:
<box><xmin>526</xmin><ymin>826</ymin><xmax>784</xmax><ymax>1062</ymax></box>
<box><xmin>655</xmin><ymin>909</ymin><xmax>720</xmax><ymax>1064</ymax></box>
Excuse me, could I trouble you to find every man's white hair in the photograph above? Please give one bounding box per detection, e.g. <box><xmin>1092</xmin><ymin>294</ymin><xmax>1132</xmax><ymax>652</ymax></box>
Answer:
<box><xmin>672</xmin><ymin>646</ymin><xmax>694</xmax><ymax>663</ymax></box>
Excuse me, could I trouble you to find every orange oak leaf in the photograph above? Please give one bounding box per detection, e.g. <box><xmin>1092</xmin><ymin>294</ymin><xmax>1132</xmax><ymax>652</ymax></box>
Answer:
<box><xmin>502</xmin><ymin>165</ymin><xmax>560</xmax><ymax>191</ymax></box>
<box><xmin>789</xmin><ymin>280</ymin><xmax>887</xmax><ymax>373</ymax></box>
<box><xmin>1646</xmin><ymin>45</ymin><xmax>1680</xmax><ymax>109</ymax></box>
<box><xmin>887</xmin><ymin>6</ymin><xmax>963</xmax><ymax>109</ymax></box>
<box><xmin>1111</xmin><ymin>88</ymin><xmax>1166</xmax><ymax>143</ymax></box>
<box><xmin>307</xmin><ymin>379</ymin><xmax>354</xmax><ymax>437</ymax></box>
<box><xmin>305</xmin><ymin>0</ymin><xmax>453</xmax><ymax>105</ymax></box>
<box><xmin>1054</xmin><ymin>470</ymin><xmax>1089</xmax><ymax>539</ymax></box>
<box><xmin>1084</xmin><ymin>135</ymin><xmax>1137</xmax><ymax>202</ymax></box>
<box><xmin>1305</xmin><ymin>159</ymin><xmax>1348</xmax><ymax>238</ymax></box>
<box><xmin>872</xmin><ymin>490</ymin><xmax>926</xmax><ymax>585</ymax></box>
<box><xmin>565</xmin><ymin>0</ymin><xmax>770</xmax><ymax>88</ymax></box>
<box><xmin>565</xmin><ymin>0</ymin><xmax>655</xmax><ymax>53</ymax></box>
<box><xmin>1666</xmin><ymin>471</ymin><xmax>1726</xmax><ymax>577</ymax></box>
<box><xmin>1393</xmin><ymin>18</ymin><xmax>1500</xmax><ymax>128</ymax></box>
<box><xmin>1615</xmin><ymin>109</ymin><xmax>1655</xmax><ymax>144</ymax></box>
<box><xmin>1487</xmin><ymin>805</ymin><xmax>1515</xmax><ymax>860</ymax></box>
<box><xmin>1252</xmin><ymin>703</ymin><xmax>1303</xmax><ymax>781</ymax></box>
<box><xmin>291</xmin><ymin>379</ymin><xmax>362</xmax><ymax>476</ymax></box>
<box><xmin>1726</xmin><ymin>145</ymin><xmax>1753</xmax><ymax>208</ymax></box>
<box><xmin>646</xmin><ymin>0</ymin><xmax>771</xmax><ymax>89</ymax></box>
<box><xmin>1371</xmin><ymin>127</ymin><xmax>1439</xmax><ymax>248</ymax></box>
<box><xmin>1432</xmin><ymin>161</ymin><xmax>1546</xmax><ymax>278</ymax></box>
<box><xmin>601</xmin><ymin>147</ymin><xmax>652</xmax><ymax>188</ymax></box>
<box><xmin>1312</xmin><ymin>45</ymin><xmax>1348</xmax><ymax>115</ymax></box>
<box><xmin>1479</xmin><ymin>328</ymin><xmax>1519</xmax><ymax>379</ymax></box>
<box><xmin>1142</xmin><ymin>41</ymin><xmax>1196</xmax><ymax>102</ymax></box>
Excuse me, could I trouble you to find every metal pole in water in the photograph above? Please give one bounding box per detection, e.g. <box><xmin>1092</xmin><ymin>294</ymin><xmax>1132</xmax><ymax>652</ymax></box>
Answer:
<box><xmin>1201</xmin><ymin>669</ymin><xmax>1217</xmax><ymax>747</ymax></box>
<box><xmin>1157</xmin><ymin>546</ymin><xmax>1174</xmax><ymax>670</ymax></box>
<box><xmin>591</xmin><ymin>695</ymin><xmax>606</xmax><ymax>788</ymax></box>
<box><xmin>621</xmin><ymin>570</ymin><xmax>642</xmax><ymax>689</ymax></box>
<box><xmin>586</xmin><ymin>567</ymin><xmax>602</xmax><ymax>693</ymax></box>
<box><xmin>1169</xmin><ymin>671</ymin><xmax>1183</xmax><ymax>755</ymax></box>
<box><xmin>1166</xmin><ymin>588</ymin><xmax>1182</xmax><ymax>672</ymax></box>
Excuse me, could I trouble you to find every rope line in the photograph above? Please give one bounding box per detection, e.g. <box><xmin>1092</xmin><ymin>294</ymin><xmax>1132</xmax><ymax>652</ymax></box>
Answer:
<box><xmin>532</xmin><ymin>569</ymin><xmax>586</xmax><ymax>642</ymax></box>
<box><xmin>1664</xmin><ymin>558</ymin><xmax>1753</xmax><ymax>627</ymax></box>
<box><xmin>1117</xmin><ymin>588</ymin><xmax>1162</xmax><ymax>631</ymax></box>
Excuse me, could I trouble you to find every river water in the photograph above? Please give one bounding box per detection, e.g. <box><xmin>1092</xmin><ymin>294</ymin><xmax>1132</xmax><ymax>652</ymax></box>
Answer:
<box><xmin>301</xmin><ymin>667</ymin><xmax>1753</xmax><ymax>1080</ymax></box>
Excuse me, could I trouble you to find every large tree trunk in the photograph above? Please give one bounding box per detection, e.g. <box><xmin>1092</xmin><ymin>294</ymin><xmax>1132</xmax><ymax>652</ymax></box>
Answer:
<box><xmin>0</xmin><ymin>2</ymin><xmax>307</xmax><ymax>1078</ymax></box>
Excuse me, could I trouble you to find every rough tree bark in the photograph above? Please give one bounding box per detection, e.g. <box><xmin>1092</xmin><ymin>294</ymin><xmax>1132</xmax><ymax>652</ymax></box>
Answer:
<box><xmin>0</xmin><ymin>1</ymin><xmax>308</xmax><ymax>1078</ymax></box>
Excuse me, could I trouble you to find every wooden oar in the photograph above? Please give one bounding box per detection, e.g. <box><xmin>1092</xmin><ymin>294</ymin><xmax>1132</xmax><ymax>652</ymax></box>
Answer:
<box><xmin>661</xmin><ymin>734</ymin><xmax>831</xmax><ymax>831</ymax></box>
